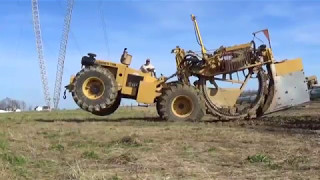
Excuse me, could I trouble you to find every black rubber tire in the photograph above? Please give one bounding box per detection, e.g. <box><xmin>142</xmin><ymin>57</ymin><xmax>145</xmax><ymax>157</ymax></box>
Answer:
<box><xmin>71</xmin><ymin>66</ymin><xmax>118</xmax><ymax>112</ymax></box>
<box><xmin>158</xmin><ymin>84</ymin><xmax>205</xmax><ymax>121</ymax></box>
<box><xmin>91</xmin><ymin>94</ymin><xmax>121</xmax><ymax>116</ymax></box>
<box><xmin>257</xmin><ymin>65</ymin><xmax>274</xmax><ymax>117</ymax></box>
<box><xmin>156</xmin><ymin>99</ymin><xmax>163</xmax><ymax>118</ymax></box>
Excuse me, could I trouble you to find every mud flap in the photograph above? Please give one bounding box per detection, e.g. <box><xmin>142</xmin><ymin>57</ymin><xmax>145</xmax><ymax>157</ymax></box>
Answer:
<box><xmin>265</xmin><ymin>58</ymin><xmax>310</xmax><ymax>113</ymax></box>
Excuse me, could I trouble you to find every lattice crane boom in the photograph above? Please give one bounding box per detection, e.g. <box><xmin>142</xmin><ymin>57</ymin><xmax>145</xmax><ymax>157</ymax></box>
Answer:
<box><xmin>31</xmin><ymin>0</ymin><xmax>51</xmax><ymax>107</ymax></box>
<box><xmin>53</xmin><ymin>0</ymin><xmax>74</xmax><ymax>109</ymax></box>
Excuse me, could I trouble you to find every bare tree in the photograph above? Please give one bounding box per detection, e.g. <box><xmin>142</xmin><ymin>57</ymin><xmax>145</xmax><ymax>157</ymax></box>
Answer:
<box><xmin>0</xmin><ymin>98</ymin><xmax>10</xmax><ymax>110</ymax></box>
<box><xmin>0</xmin><ymin>98</ymin><xmax>28</xmax><ymax>111</ymax></box>
<box><xmin>19</xmin><ymin>101</ymin><xmax>26</xmax><ymax>111</ymax></box>
<box><xmin>0</xmin><ymin>100</ymin><xmax>6</xmax><ymax>110</ymax></box>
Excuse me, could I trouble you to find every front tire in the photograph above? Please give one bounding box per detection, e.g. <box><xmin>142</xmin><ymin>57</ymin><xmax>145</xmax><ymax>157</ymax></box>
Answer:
<box><xmin>91</xmin><ymin>94</ymin><xmax>121</xmax><ymax>116</ymax></box>
<box><xmin>158</xmin><ymin>84</ymin><xmax>205</xmax><ymax>121</ymax></box>
<box><xmin>71</xmin><ymin>66</ymin><xmax>118</xmax><ymax>112</ymax></box>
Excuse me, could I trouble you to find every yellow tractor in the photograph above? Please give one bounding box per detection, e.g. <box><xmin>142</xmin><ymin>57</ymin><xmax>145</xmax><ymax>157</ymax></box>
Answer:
<box><xmin>65</xmin><ymin>49</ymin><xmax>205</xmax><ymax>121</ymax></box>
<box><xmin>65</xmin><ymin>14</ymin><xmax>310</xmax><ymax>121</ymax></box>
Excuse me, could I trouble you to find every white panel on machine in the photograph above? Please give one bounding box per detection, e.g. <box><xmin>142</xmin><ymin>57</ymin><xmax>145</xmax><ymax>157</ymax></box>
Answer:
<box><xmin>265</xmin><ymin>65</ymin><xmax>310</xmax><ymax>113</ymax></box>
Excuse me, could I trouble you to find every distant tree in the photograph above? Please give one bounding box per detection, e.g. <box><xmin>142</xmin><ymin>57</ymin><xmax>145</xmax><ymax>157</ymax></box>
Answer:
<box><xmin>0</xmin><ymin>98</ymin><xmax>28</xmax><ymax>111</ymax></box>
<box><xmin>10</xmin><ymin>99</ymin><xmax>19</xmax><ymax>110</ymax></box>
<box><xmin>0</xmin><ymin>98</ymin><xmax>10</xmax><ymax>110</ymax></box>
<box><xmin>19</xmin><ymin>101</ymin><xmax>26</xmax><ymax>111</ymax></box>
<box><xmin>0</xmin><ymin>99</ymin><xmax>6</xmax><ymax>110</ymax></box>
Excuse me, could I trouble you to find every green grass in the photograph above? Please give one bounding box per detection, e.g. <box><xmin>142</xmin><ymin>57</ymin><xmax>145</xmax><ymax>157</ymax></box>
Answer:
<box><xmin>0</xmin><ymin>106</ymin><xmax>319</xmax><ymax>179</ymax></box>
<box><xmin>0</xmin><ymin>138</ymin><xmax>8</xmax><ymax>150</ymax></box>
<box><xmin>285</xmin><ymin>156</ymin><xmax>310</xmax><ymax>169</ymax></box>
<box><xmin>0</xmin><ymin>133</ymin><xmax>7</xmax><ymax>150</ymax></box>
<box><xmin>248</xmin><ymin>154</ymin><xmax>281</xmax><ymax>170</ymax></box>
<box><xmin>109</xmin><ymin>175</ymin><xmax>122</xmax><ymax>180</ymax></box>
<box><xmin>112</xmin><ymin>135</ymin><xmax>142</xmax><ymax>147</ymax></box>
<box><xmin>33</xmin><ymin>159</ymin><xmax>56</xmax><ymax>169</ymax></box>
<box><xmin>50</xmin><ymin>144</ymin><xmax>65</xmax><ymax>152</ymax></box>
<box><xmin>1</xmin><ymin>152</ymin><xmax>26</xmax><ymax>166</ymax></box>
<box><xmin>207</xmin><ymin>147</ymin><xmax>216</xmax><ymax>152</ymax></box>
<box><xmin>82</xmin><ymin>151</ymin><xmax>99</xmax><ymax>159</ymax></box>
<box><xmin>107</xmin><ymin>151</ymin><xmax>137</xmax><ymax>165</ymax></box>
<box><xmin>248</xmin><ymin>154</ymin><xmax>271</xmax><ymax>163</ymax></box>
<box><xmin>0</xmin><ymin>107</ymin><xmax>158</xmax><ymax>122</ymax></box>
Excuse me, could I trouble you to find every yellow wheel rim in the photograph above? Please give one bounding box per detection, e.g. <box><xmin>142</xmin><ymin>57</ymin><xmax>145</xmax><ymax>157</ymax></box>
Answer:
<box><xmin>82</xmin><ymin>77</ymin><xmax>105</xmax><ymax>100</ymax></box>
<box><xmin>171</xmin><ymin>95</ymin><xmax>194</xmax><ymax>118</ymax></box>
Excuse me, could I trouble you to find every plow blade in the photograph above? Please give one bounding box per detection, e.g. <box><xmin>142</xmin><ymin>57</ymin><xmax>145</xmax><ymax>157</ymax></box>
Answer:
<box><xmin>265</xmin><ymin>58</ymin><xmax>310</xmax><ymax>114</ymax></box>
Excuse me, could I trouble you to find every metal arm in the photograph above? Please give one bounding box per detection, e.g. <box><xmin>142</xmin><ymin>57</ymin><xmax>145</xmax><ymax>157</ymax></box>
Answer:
<box><xmin>191</xmin><ymin>14</ymin><xmax>207</xmax><ymax>57</ymax></box>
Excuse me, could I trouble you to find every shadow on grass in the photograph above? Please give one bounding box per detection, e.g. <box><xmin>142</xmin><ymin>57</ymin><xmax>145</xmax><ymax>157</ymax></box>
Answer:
<box><xmin>35</xmin><ymin>115</ymin><xmax>320</xmax><ymax>133</ymax></box>
<box><xmin>258</xmin><ymin>116</ymin><xmax>320</xmax><ymax>130</ymax></box>
<box><xmin>35</xmin><ymin>116</ymin><xmax>165</xmax><ymax>123</ymax></box>
<box><xmin>203</xmin><ymin>115</ymin><xmax>320</xmax><ymax>135</ymax></box>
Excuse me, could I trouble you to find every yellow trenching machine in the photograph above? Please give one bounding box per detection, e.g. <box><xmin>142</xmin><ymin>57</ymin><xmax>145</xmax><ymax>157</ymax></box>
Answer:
<box><xmin>65</xmin><ymin>14</ymin><xmax>310</xmax><ymax>121</ymax></box>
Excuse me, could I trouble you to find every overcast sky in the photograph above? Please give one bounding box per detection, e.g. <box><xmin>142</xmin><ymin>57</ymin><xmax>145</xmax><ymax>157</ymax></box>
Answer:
<box><xmin>0</xmin><ymin>0</ymin><xmax>319</xmax><ymax>109</ymax></box>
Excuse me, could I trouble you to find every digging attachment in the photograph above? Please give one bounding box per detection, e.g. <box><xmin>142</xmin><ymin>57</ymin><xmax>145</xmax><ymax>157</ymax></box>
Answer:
<box><xmin>264</xmin><ymin>58</ymin><xmax>310</xmax><ymax>114</ymax></box>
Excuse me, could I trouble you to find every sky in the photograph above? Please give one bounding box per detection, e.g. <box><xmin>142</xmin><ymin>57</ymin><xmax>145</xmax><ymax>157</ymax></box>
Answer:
<box><xmin>0</xmin><ymin>0</ymin><xmax>319</xmax><ymax>109</ymax></box>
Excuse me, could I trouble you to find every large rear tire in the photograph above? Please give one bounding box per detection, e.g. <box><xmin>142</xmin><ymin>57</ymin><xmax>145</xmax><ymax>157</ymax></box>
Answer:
<box><xmin>71</xmin><ymin>66</ymin><xmax>118</xmax><ymax>112</ymax></box>
<box><xmin>91</xmin><ymin>94</ymin><xmax>121</xmax><ymax>116</ymax></box>
<box><xmin>158</xmin><ymin>84</ymin><xmax>205</xmax><ymax>121</ymax></box>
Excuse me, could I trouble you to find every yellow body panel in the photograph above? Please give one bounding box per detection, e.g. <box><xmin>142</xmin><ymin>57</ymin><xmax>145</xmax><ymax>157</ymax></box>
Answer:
<box><xmin>122</xmin><ymin>67</ymin><xmax>145</xmax><ymax>96</ymax></box>
<box><xmin>94</xmin><ymin>59</ymin><xmax>160</xmax><ymax>103</ymax></box>
<box><xmin>207</xmin><ymin>88</ymin><xmax>241</xmax><ymax>107</ymax></box>
<box><xmin>95</xmin><ymin>60</ymin><xmax>118</xmax><ymax>67</ymax></box>
<box><xmin>96</xmin><ymin>59</ymin><xmax>126</xmax><ymax>90</ymax></box>
<box><xmin>274</xmin><ymin>58</ymin><xmax>303</xmax><ymax>76</ymax></box>
<box><xmin>136</xmin><ymin>81</ymin><xmax>159</xmax><ymax>104</ymax></box>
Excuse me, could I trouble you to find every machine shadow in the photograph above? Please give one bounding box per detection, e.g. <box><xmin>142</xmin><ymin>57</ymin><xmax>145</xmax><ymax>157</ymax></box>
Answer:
<box><xmin>35</xmin><ymin>116</ymin><xmax>165</xmax><ymax>123</ymax></box>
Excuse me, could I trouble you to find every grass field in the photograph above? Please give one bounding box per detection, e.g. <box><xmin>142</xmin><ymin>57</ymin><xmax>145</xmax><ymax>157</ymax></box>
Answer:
<box><xmin>0</xmin><ymin>105</ymin><xmax>319</xmax><ymax>180</ymax></box>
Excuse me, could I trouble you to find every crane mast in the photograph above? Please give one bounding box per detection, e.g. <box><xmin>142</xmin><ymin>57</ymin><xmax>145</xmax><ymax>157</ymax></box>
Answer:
<box><xmin>31</xmin><ymin>0</ymin><xmax>51</xmax><ymax>108</ymax></box>
<box><xmin>53</xmin><ymin>0</ymin><xmax>74</xmax><ymax>109</ymax></box>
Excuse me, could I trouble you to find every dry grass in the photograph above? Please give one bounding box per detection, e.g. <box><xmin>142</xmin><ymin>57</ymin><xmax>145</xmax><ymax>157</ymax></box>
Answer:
<box><xmin>0</xmin><ymin>105</ymin><xmax>319</xmax><ymax>179</ymax></box>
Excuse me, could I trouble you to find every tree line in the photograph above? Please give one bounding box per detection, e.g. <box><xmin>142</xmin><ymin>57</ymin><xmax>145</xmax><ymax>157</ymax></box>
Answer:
<box><xmin>0</xmin><ymin>97</ymin><xmax>30</xmax><ymax>111</ymax></box>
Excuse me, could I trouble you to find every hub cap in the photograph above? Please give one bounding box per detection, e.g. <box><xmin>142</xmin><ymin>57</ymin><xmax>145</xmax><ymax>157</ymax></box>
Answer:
<box><xmin>171</xmin><ymin>95</ymin><xmax>194</xmax><ymax>118</ymax></box>
<box><xmin>82</xmin><ymin>77</ymin><xmax>105</xmax><ymax>100</ymax></box>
